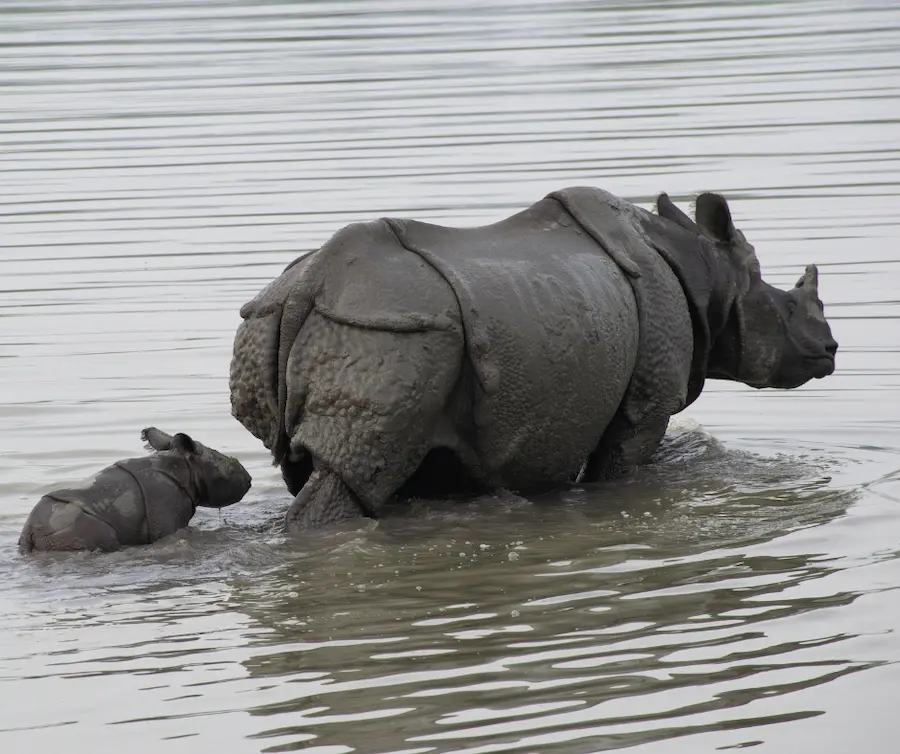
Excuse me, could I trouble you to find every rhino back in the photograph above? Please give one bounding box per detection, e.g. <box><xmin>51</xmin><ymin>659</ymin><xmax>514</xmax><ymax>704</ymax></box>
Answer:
<box><xmin>313</xmin><ymin>219</ymin><xmax>463</xmax><ymax>333</ymax></box>
<box><xmin>29</xmin><ymin>463</ymin><xmax>148</xmax><ymax>547</ymax></box>
<box><xmin>388</xmin><ymin>197</ymin><xmax>641</xmax><ymax>489</ymax></box>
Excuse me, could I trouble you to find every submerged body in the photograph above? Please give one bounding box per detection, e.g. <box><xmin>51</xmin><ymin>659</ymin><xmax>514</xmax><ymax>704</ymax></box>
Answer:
<box><xmin>230</xmin><ymin>187</ymin><xmax>838</xmax><ymax>530</ymax></box>
<box><xmin>19</xmin><ymin>428</ymin><xmax>252</xmax><ymax>553</ymax></box>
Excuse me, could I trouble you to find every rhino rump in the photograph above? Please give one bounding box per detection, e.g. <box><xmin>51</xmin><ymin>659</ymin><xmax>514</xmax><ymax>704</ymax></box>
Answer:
<box><xmin>19</xmin><ymin>495</ymin><xmax>123</xmax><ymax>553</ymax></box>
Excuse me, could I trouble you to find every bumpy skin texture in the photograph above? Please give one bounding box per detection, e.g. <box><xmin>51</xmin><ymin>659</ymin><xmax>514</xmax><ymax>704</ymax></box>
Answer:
<box><xmin>547</xmin><ymin>190</ymin><xmax>693</xmax><ymax>479</ymax></box>
<box><xmin>384</xmin><ymin>198</ymin><xmax>640</xmax><ymax>491</ymax></box>
<box><xmin>18</xmin><ymin>428</ymin><xmax>252</xmax><ymax>553</ymax></box>
<box><xmin>230</xmin><ymin>186</ymin><xmax>838</xmax><ymax>531</ymax></box>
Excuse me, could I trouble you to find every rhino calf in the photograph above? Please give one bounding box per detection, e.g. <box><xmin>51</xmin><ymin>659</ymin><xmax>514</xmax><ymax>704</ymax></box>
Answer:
<box><xmin>18</xmin><ymin>427</ymin><xmax>252</xmax><ymax>553</ymax></box>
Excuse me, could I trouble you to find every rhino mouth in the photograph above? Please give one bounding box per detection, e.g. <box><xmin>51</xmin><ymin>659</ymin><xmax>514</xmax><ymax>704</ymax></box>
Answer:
<box><xmin>804</xmin><ymin>353</ymin><xmax>836</xmax><ymax>378</ymax></box>
<box><xmin>743</xmin><ymin>351</ymin><xmax>835</xmax><ymax>390</ymax></box>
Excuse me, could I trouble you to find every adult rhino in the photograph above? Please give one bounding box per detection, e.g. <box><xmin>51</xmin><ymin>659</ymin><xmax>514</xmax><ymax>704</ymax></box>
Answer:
<box><xmin>230</xmin><ymin>187</ymin><xmax>837</xmax><ymax>531</ymax></box>
<box><xmin>19</xmin><ymin>428</ymin><xmax>252</xmax><ymax>553</ymax></box>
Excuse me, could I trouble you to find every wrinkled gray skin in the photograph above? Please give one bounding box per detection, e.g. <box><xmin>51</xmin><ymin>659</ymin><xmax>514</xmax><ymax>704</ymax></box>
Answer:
<box><xmin>230</xmin><ymin>187</ymin><xmax>838</xmax><ymax>532</ymax></box>
<box><xmin>18</xmin><ymin>428</ymin><xmax>252</xmax><ymax>553</ymax></box>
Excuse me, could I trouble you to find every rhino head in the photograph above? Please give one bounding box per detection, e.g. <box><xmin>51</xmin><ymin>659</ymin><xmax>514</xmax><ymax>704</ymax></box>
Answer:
<box><xmin>141</xmin><ymin>427</ymin><xmax>252</xmax><ymax>508</ymax></box>
<box><xmin>655</xmin><ymin>192</ymin><xmax>838</xmax><ymax>396</ymax></box>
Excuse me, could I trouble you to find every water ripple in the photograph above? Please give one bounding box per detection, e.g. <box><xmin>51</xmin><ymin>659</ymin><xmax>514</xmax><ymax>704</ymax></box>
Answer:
<box><xmin>2</xmin><ymin>0</ymin><xmax>900</xmax><ymax>751</ymax></box>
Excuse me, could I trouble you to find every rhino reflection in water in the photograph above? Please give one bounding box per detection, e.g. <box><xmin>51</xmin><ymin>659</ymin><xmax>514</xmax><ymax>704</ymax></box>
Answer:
<box><xmin>18</xmin><ymin>428</ymin><xmax>252</xmax><ymax>553</ymax></box>
<box><xmin>230</xmin><ymin>187</ymin><xmax>838</xmax><ymax>531</ymax></box>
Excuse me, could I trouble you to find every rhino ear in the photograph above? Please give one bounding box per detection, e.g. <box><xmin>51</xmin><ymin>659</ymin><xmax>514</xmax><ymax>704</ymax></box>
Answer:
<box><xmin>172</xmin><ymin>433</ymin><xmax>197</xmax><ymax>455</ymax></box>
<box><xmin>695</xmin><ymin>193</ymin><xmax>736</xmax><ymax>244</ymax></box>
<box><xmin>142</xmin><ymin>427</ymin><xmax>173</xmax><ymax>452</ymax></box>
<box><xmin>657</xmin><ymin>193</ymin><xmax>698</xmax><ymax>232</ymax></box>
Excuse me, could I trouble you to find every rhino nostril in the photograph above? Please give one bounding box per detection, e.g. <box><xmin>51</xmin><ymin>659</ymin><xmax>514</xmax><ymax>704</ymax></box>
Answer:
<box><xmin>825</xmin><ymin>340</ymin><xmax>838</xmax><ymax>356</ymax></box>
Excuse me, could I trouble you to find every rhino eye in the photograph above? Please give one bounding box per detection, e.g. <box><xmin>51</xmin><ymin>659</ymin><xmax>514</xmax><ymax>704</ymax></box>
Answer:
<box><xmin>786</xmin><ymin>300</ymin><xmax>798</xmax><ymax>318</ymax></box>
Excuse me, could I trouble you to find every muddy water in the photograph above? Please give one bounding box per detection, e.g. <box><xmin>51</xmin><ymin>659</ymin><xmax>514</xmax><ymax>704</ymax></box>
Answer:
<box><xmin>1</xmin><ymin>1</ymin><xmax>899</xmax><ymax>752</ymax></box>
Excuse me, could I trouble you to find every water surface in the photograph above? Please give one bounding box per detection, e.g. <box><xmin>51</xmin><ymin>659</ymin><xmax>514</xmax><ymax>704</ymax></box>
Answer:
<box><xmin>2</xmin><ymin>1</ymin><xmax>900</xmax><ymax>752</ymax></box>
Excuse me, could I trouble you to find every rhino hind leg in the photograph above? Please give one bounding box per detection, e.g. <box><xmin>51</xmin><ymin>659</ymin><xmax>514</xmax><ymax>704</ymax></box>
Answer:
<box><xmin>285</xmin><ymin>467</ymin><xmax>365</xmax><ymax>531</ymax></box>
<box><xmin>285</xmin><ymin>309</ymin><xmax>465</xmax><ymax>524</ymax></box>
<box><xmin>19</xmin><ymin>498</ymin><xmax>120</xmax><ymax>553</ymax></box>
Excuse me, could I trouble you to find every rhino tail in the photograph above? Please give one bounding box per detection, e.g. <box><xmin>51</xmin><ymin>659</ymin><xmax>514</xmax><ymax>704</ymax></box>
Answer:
<box><xmin>231</xmin><ymin>250</ymin><xmax>328</xmax><ymax>467</ymax></box>
<box><xmin>272</xmin><ymin>281</ymin><xmax>321</xmax><ymax>465</ymax></box>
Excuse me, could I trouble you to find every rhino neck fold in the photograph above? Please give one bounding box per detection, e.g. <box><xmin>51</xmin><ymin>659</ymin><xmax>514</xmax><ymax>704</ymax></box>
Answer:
<box><xmin>112</xmin><ymin>461</ymin><xmax>152</xmax><ymax>544</ymax></box>
<box><xmin>153</xmin><ymin>457</ymin><xmax>205</xmax><ymax>509</ymax></box>
<box><xmin>705</xmin><ymin>298</ymin><xmax>744</xmax><ymax>381</ymax></box>
<box><xmin>642</xmin><ymin>237</ymin><xmax>712</xmax><ymax>410</ymax></box>
<box><xmin>696</xmin><ymin>243</ymin><xmax>745</xmax><ymax>382</ymax></box>
<box><xmin>643</xmin><ymin>227</ymin><xmax>739</xmax><ymax>410</ymax></box>
<box><xmin>184</xmin><ymin>456</ymin><xmax>210</xmax><ymax>506</ymax></box>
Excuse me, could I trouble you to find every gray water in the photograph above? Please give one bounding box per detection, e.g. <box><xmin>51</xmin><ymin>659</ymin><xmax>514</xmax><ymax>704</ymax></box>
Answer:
<box><xmin>1</xmin><ymin>1</ymin><xmax>899</xmax><ymax>751</ymax></box>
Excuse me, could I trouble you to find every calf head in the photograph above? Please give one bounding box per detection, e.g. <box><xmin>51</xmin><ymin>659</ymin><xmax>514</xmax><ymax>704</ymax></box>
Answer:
<box><xmin>686</xmin><ymin>193</ymin><xmax>838</xmax><ymax>389</ymax></box>
<box><xmin>142</xmin><ymin>427</ymin><xmax>252</xmax><ymax>507</ymax></box>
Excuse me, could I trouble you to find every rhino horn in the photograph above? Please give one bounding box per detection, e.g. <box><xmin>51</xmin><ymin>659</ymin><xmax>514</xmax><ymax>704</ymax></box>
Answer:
<box><xmin>796</xmin><ymin>264</ymin><xmax>819</xmax><ymax>293</ymax></box>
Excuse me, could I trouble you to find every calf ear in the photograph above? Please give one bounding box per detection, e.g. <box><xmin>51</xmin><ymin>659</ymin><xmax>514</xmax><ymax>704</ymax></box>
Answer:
<box><xmin>141</xmin><ymin>427</ymin><xmax>173</xmax><ymax>452</ymax></box>
<box><xmin>172</xmin><ymin>433</ymin><xmax>197</xmax><ymax>455</ymax></box>
<box><xmin>695</xmin><ymin>193</ymin><xmax>736</xmax><ymax>244</ymax></box>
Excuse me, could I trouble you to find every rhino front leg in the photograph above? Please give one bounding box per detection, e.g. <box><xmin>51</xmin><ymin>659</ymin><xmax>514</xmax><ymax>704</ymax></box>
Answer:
<box><xmin>285</xmin><ymin>466</ymin><xmax>366</xmax><ymax>532</ymax></box>
<box><xmin>581</xmin><ymin>416</ymin><xmax>670</xmax><ymax>482</ymax></box>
